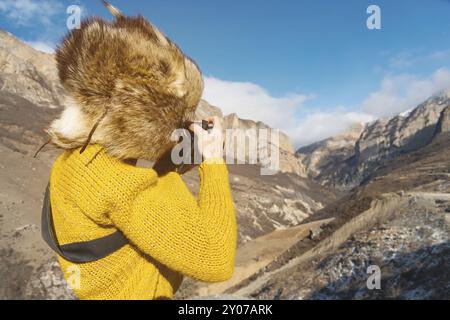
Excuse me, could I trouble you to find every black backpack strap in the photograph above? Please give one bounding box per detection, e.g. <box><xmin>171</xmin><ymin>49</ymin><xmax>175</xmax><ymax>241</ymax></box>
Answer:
<box><xmin>41</xmin><ymin>183</ymin><xmax>128</xmax><ymax>264</ymax></box>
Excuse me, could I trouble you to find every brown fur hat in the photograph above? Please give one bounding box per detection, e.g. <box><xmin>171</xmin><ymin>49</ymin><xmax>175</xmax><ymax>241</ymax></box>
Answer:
<box><xmin>47</xmin><ymin>1</ymin><xmax>204</xmax><ymax>161</ymax></box>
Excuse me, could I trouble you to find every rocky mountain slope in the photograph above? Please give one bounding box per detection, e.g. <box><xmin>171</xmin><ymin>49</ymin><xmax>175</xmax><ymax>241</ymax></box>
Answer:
<box><xmin>235</xmin><ymin>192</ymin><xmax>449</xmax><ymax>299</ymax></box>
<box><xmin>176</xmin><ymin>217</ymin><xmax>334</xmax><ymax>299</ymax></box>
<box><xmin>0</xmin><ymin>30</ymin><xmax>339</xmax><ymax>299</ymax></box>
<box><xmin>182</xmin><ymin>164</ymin><xmax>338</xmax><ymax>244</ymax></box>
<box><xmin>0</xmin><ymin>30</ymin><xmax>61</xmax><ymax>155</ymax></box>
<box><xmin>219</xmin><ymin>119</ymin><xmax>450</xmax><ymax>299</ymax></box>
<box><xmin>296</xmin><ymin>124</ymin><xmax>364</xmax><ymax>181</ymax></box>
<box><xmin>0</xmin><ymin>30</ymin><xmax>63</xmax><ymax>109</ymax></box>
<box><xmin>178</xmin><ymin>90</ymin><xmax>450</xmax><ymax>300</ymax></box>
<box><xmin>224</xmin><ymin>113</ymin><xmax>306</xmax><ymax>176</ymax></box>
<box><xmin>434</xmin><ymin>105</ymin><xmax>450</xmax><ymax>137</ymax></box>
<box><xmin>0</xmin><ymin>29</ymin><xmax>336</xmax><ymax>241</ymax></box>
<box><xmin>297</xmin><ymin>92</ymin><xmax>449</xmax><ymax>190</ymax></box>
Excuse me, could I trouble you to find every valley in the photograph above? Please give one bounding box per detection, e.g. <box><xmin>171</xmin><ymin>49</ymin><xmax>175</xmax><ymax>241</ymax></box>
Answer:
<box><xmin>0</xmin><ymin>29</ymin><xmax>448</xmax><ymax>300</ymax></box>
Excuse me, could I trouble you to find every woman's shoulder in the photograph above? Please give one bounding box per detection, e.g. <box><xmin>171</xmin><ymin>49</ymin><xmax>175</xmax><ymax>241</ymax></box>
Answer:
<box><xmin>52</xmin><ymin>145</ymin><xmax>158</xmax><ymax>194</ymax></box>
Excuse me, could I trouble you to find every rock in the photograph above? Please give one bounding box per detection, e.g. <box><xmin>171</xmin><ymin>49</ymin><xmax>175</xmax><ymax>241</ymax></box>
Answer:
<box><xmin>29</xmin><ymin>259</ymin><xmax>76</xmax><ymax>300</ymax></box>
<box><xmin>14</xmin><ymin>224</ymin><xmax>38</xmax><ymax>232</ymax></box>
<box><xmin>195</xmin><ymin>100</ymin><xmax>307</xmax><ymax>176</ymax></box>
<box><xmin>433</xmin><ymin>105</ymin><xmax>450</xmax><ymax>137</ymax></box>
<box><xmin>297</xmin><ymin>91</ymin><xmax>450</xmax><ymax>190</ymax></box>
<box><xmin>224</xmin><ymin>113</ymin><xmax>306</xmax><ymax>176</ymax></box>
<box><xmin>296</xmin><ymin>123</ymin><xmax>364</xmax><ymax>181</ymax></box>
<box><xmin>0</xmin><ymin>30</ymin><xmax>65</xmax><ymax>109</ymax></box>
<box><xmin>236</xmin><ymin>193</ymin><xmax>450</xmax><ymax>300</ymax></box>
<box><xmin>194</xmin><ymin>100</ymin><xmax>224</xmax><ymax>119</ymax></box>
<box><xmin>307</xmin><ymin>227</ymin><xmax>322</xmax><ymax>240</ymax></box>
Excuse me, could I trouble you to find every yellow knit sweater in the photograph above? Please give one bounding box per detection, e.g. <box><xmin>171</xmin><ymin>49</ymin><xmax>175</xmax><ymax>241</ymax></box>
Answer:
<box><xmin>49</xmin><ymin>144</ymin><xmax>237</xmax><ymax>300</ymax></box>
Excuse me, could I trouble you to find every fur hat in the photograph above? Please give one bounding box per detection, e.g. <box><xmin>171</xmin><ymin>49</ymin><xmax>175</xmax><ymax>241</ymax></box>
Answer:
<box><xmin>47</xmin><ymin>1</ymin><xmax>204</xmax><ymax>161</ymax></box>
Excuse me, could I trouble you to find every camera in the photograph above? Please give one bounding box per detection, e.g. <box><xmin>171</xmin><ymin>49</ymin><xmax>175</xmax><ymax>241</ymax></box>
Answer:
<box><xmin>152</xmin><ymin>120</ymin><xmax>214</xmax><ymax>176</ymax></box>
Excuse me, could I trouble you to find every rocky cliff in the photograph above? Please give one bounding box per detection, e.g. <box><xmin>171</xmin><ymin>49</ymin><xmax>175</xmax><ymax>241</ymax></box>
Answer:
<box><xmin>434</xmin><ymin>105</ymin><xmax>450</xmax><ymax>137</ymax></box>
<box><xmin>234</xmin><ymin>193</ymin><xmax>450</xmax><ymax>300</ymax></box>
<box><xmin>223</xmin><ymin>113</ymin><xmax>306</xmax><ymax>176</ymax></box>
<box><xmin>222</xmin><ymin>128</ymin><xmax>450</xmax><ymax>299</ymax></box>
<box><xmin>0</xmin><ymin>30</ymin><xmax>61</xmax><ymax>156</ymax></box>
<box><xmin>296</xmin><ymin>124</ymin><xmax>364</xmax><ymax>180</ymax></box>
<box><xmin>297</xmin><ymin>91</ymin><xmax>450</xmax><ymax>190</ymax></box>
<box><xmin>0</xmin><ymin>30</ymin><xmax>63</xmax><ymax>109</ymax></box>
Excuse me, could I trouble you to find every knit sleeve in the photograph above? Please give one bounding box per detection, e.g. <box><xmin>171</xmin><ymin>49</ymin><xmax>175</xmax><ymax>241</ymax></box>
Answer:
<box><xmin>110</xmin><ymin>159</ymin><xmax>237</xmax><ymax>283</ymax></box>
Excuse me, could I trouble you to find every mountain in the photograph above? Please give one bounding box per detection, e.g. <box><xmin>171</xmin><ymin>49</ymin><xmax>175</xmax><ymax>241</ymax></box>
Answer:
<box><xmin>182</xmin><ymin>163</ymin><xmax>339</xmax><ymax>245</ymax></box>
<box><xmin>0</xmin><ymin>30</ymin><xmax>63</xmax><ymax>109</ymax></box>
<box><xmin>183</xmin><ymin>86</ymin><xmax>450</xmax><ymax>300</ymax></box>
<box><xmin>223</xmin><ymin>113</ymin><xmax>306</xmax><ymax>176</ymax></box>
<box><xmin>176</xmin><ymin>217</ymin><xmax>334</xmax><ymax>298</ymax></box>
<box><xmin>297</xmin><ymin>91</ymin><xmax>450</xmax><ymax>190</ymax></box>
<box><xmin>0</xmin><ymin>30</ymin><xmax>339</xmax><ymax>299</ymax></box>
<box><xmin>0</xmin><ymin>30</ymin><xmax>62</xmax><ymax>156</ymax></box>
<box><xmin>434</xmin><ymin>105</ymin><xmax>450</xmax><ymax>137</ymax></box>
<box><xmin>219</xmin><ymin>114</ymin><xmax>450</xmax><ymax>299</ymax></box>
<box><xmin>177</xmin><ymin>87</ymin><xmax>450</xmax><ymax>299</ymax></box>
<box><xmin>296</xmin><ymin>124</ymin><xmax>364</xmax><ymax>181</ymax></box>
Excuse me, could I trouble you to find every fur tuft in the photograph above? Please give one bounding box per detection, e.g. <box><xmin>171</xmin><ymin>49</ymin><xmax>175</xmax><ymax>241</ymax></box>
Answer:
<box><xmin>102</xmin><ymin>0</ymin><xmax>124</xmax><ymax>19</ymax></box>
<box><xmin>49</xmin><ymin>2</ymin><xmax>204</xmax><ymax>161</ymax></box>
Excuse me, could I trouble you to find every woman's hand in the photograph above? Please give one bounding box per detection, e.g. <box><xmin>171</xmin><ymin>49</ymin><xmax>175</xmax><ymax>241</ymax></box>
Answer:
<box><xmin>189</xmin><ymin>116</ymin><xmax>224</xmax><ymax>161</ymax></box>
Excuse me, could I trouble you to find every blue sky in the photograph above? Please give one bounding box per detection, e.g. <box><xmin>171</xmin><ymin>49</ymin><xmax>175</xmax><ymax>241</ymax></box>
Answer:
<box><xmin>1</xmin><ymin>0</ymin><xmax>450</xmax><ymax>146</ymax></box>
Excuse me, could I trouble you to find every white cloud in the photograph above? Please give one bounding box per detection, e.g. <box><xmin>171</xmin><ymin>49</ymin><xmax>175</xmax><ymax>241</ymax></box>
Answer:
<box><xmin>362</xmin><ymin>68</ymin><xmax>450</xmax><ymax>117</ymax></box>
<box><xmin>204</xmin><ymin>67</ymin><xmax>450</xmax><ymax>148</ymax></box>
<box><xmin>289</xmin><ymin>111</ymin><xmax>375</xmax><ymax>147</ymax></box>
<box><xmin>292</xmin><ymin>68</ymin><xmax>450</xmax><ymax>146</ymax></box>
<box><xmin>0</xmin><ymin>0</ymin><xmax>62</xmax><ymax>26</ymax></box>
<box><xmin>2</xmin><ymin>1</ymin><xmax>84</xmax><ymax>57</ymax></box>
<box><xmin>24</xmin><ymin>40</ymin><xmax>55</xmax><ymax>54</ymax></box>
<box><xmin>293</xmin><ymin>69</ymin><xmax>450</xmax><ymax>146</ymax></box>
<box><xmin>203</xmin><ymin>76</ymin><xmax>312</xmax><ymax>129</ymax></box>
<box><xmin>389</xmin><ymin>49</ymin><xmax>450</xmax><ymax>69</ymax></box>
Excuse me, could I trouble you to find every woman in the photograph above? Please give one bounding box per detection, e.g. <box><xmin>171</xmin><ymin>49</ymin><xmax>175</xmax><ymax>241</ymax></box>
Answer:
<box><xmin>43</xmin><ymin>2</ymin><xmax>237</xmax><ymax>300</ymax></box>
